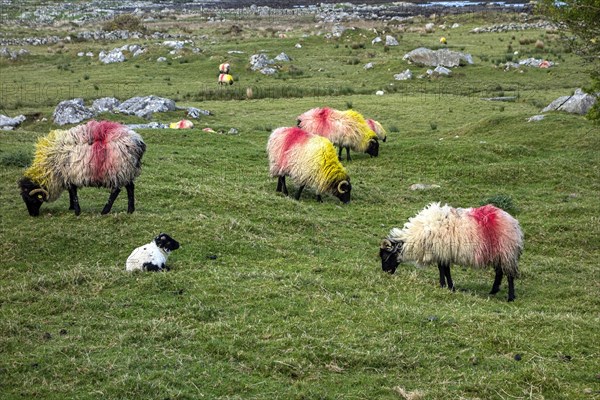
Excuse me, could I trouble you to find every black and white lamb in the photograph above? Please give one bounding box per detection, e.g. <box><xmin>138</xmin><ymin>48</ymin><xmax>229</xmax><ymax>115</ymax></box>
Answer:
<box><xmin>125</xmin><ymin>233</ymin><xmax>180</xmax><ymax>272</ymax></box>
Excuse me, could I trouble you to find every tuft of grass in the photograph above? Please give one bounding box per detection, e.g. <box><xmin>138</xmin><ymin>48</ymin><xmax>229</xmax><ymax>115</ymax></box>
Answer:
<box><xmin>0</xmin><ymin>150</ymin><xmax>31</xmax><ymax>167</ymax></box>
<box><xmin>481</xmin><ymin>194</ymin><xmax>519</xmax><ymax>215</ymax></box>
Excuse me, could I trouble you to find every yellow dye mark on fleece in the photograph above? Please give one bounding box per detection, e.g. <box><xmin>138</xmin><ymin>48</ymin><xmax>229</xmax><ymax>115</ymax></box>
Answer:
<box><xmin>24</xmin><ymin>130</ymin><xmax>61</xmax><ymax>187</ymax></box>
<box><xmin>312</xmin><ymin>136</ymin><xmax>347</xmax><ymax>192</ymax></box>
<box><xmin>345</xmin><ymin>110</ymin><xmax>378</xmax><ymax>151</ymax></box>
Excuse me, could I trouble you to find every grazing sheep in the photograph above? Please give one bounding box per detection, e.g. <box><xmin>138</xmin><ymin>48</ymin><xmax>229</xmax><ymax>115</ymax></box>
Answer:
<box><xmin>366</xmin><ymin>118</ymin><xmax>387</xmax><ymax>142</ymax></box>
<box><xmin>126</xmin><ymin>233</ymin><xmax>180</xmax><ymax>272</ymax></box>
<box><xmin>267</xmin><ymin>126</ymin><xmax>351</xmax><ymax>203</ymax></box>
<box><xmin>379</xmin><ymin>203</ymin><xmax>523</xmax><ymax>301</ymax></box>
<box><xmin>219</xmin><ymin>63</ymin><xmax>231</xmax><ymax>74</ymax></box>
<box><xmin>297</xmin><ymin>107</ymin><xmax>379</xmax><ymax>161</ymax></box>
<box><xmin>218</xmin><ymin>73</ymin><xmax>234</xmax><ymax>85</ymax></box>
<box><xmin>19</xmin><ymin>120</ymin><xmax>146</xmax><ymax>216</ymax></box>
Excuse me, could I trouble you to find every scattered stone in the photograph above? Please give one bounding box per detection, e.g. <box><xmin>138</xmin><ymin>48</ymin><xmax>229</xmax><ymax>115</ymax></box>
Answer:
<box><xmin>295</xmin><ymin>43</ymin><xmax>302</xmax><ymax>48</ymax></box>
<box><xmin>117</xmin><ymin>95</ymin><xmax>177</xmax><ymax>119</ymax></box>
<box><xmin>163</xmin><ymin>40</ymin><xmax>186</xmax><ymax>49</ymax></box>
<box><xmin>260</xmin><ymin>67</ymin><xmax>277</xmax><ymax>75</ymax></box>
<box><xmin>364</xmin><ymin>62</ymin><xmax>374</xmax><ymax>70</ymax></box>
<box><xmin>91</xmin><ymin>97</ymin><xmax>121</xmax><ymax>113</ymax></box>
<box><xmin>331</xmin><ymin>25</ymin><xmax>346</xmax><ymax>37</ymax></box>
<box><xmin>385</xmin><ymin>35</ymin><xmax>399</xmax><ymax>46</ymax></box>
<box><xmin>228</xmin><ymin>128</ymin><xmax>239</xmax><ymax>135</ymax></box>
<box><xmin>433</xmin><ymin>65</ymin><xmax>451</xmax><ymax>75</ymax></box>
<box><xmin>0</xmin><ymin>114</ymin><xmax>26</xmax><ymax>130</ymax></box>
<box><xmin>274</xmin><ymin>52</ymin><xmax>291</xmax><ymax>62</ymax></box>
<box><xmin>376</xmin><ymin>90</ymin><xmax>384</xmax><ymax>96</ymax></box>
<box><xmin>99</xmin><ymin>48</ymin><xmax>125</xmax><ymax>64</ymax></box>
<box><xmin>249</xmin><ymin>53</ymin><xmax>274</xmax><ymax>71</ymax></box>
<box><xmin>403</xmin><ymin>47</ymin><xmax>473</xmax><ymax>68</ymax></box>
<box><xmin>53</xmin><ymin>98</ymin><xmax>96</xmax><ymax>126</ymax></box>
<box><xmin>451</xmin><ymin>23</ymin><xmax>460</xmax><ymax>29</ymax></box>
<box><xmin>157</xmin><ymin>57</ymin><xmax>167</xmax><ymax>62</ymax></box>
<box><xmin>394</xmin><ymin>69</ymin><xmax>413</xmax><ymax>80</ymax></box>
<box><xmin>0</xmin><ymin>47</ymin><xmax>29</xmax><ymax>60</ymax></box>
<box><xmin>228</xmin><ymin>50</ymin><xmax>245</xmax><ymax>54</ymax></box>
<box><xmin>519</xmin><ymin>58</ymin><xmax>554</xmax><ymax>68</ymax></box>
<box><xmin>470</xmin><ymin>21</ymin><xmax>557</xmax><ymax>34</ymax></box>
<box><xmin>425</xmin><ymin>23</ymin><xmax>435</xmax><ymax>33</ymax></box>
<box><xmin>482</xmin><ymin>96</ymin><xmax>517</xmax><ymax>101</ymax></box>
<box><xmin>127</xmin><ymin>122</ymin><xmax>169</xmax><ymax>129</ymax></box>
<box><xmin>410</xmin><ymin>183</ymin><xmax>440</xmax><ymax>190</ymax></box>
<box><xmin>85</xmin><ymin>52</ymin><xmax>94</xmax><ymax>57</ymax></box>
<box><xmin>542</xmin><ymin>88</ymin><xmax>598</xmax><ymax>115</ymax></box>
<box><xmin>186</xmin><ymin>107</ymin><xmax>212</xmax><ymax>119</ymax></box>
<box><xmin>132</xmin><ymin>48</ymin><xmax>146</xmax><ymax>57</ymax></box>
<box><xmin>372</xmin><ymin>36</ymin><xmax>382</xmax><ymax>45</ymax></box>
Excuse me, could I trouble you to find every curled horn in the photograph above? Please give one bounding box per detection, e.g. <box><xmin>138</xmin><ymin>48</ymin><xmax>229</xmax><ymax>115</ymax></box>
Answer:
<box><xmin>29</xmin><ymin>188</ymin><xmax>49</xmax><ymax>200</ymax></box>
<box><xmin>337</xmin><ymin>180</ymin><xmax>349</xmax><ymax>193</ymax></box>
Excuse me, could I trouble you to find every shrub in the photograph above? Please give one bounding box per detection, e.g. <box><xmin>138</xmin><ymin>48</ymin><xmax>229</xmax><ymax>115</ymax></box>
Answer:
<box><xmin>102</xmin><ymin>14</ymin><xmax>147</xmax><ymax>33</ymax></box>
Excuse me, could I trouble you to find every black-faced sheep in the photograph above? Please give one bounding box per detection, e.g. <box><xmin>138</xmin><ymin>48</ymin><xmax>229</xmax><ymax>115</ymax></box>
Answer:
<box><xmin>19</xmin><ymin>120</ymin><xmax>146</xmax><ymax>216</ymax></box>
<box><xmin>126</xmin><ymin>233</ymin><xmax>180</xmax><ymax>272</ymax></box>
<box><xmin>267</xmin><ymin>126</ymin><xmax>351</xmax><ymax>203</ymax></box>
<box><xmin>297</xmin><ymin>107</ymin><xmax>379</xmax><ymax>161</ymax></box>
<box><xmin>379</xmin><ymin>203</ymin><xmax>524</xmax><ymax>301</ymax></box>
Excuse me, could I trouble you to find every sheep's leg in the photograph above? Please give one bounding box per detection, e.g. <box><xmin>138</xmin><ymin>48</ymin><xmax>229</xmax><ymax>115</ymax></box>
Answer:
<box><xmin>277</xmin><ymin>176</ymin><xmax>288</xmax><ymax>196</ymax></box>
<box><xmin>125</xmin><ymin>183</ymin><xmax>135</xmax><ymax>214</ymax></box>
<box><xmin>507</xmin><ymin>275</ymin><xmax>516</xmax><ymax>302</ymax></box>
<box><xmin>345</xmin><ymin>147</ymin><xmax>352</xmax><ymax>161</ymax></box>
<box><xmin>443</xmin><ymin>263</ymin><xmax>455</xmax><ymax>291</ymax></box>
<box><xmin>316</xmin><ymin>194</ymin><xmax>323</xmax><ymax>202</ymax></box>
<box><xmin>437</xmin><ymin>263</ymin><xmax>447</xmax><ymax>288</ymax></box>
<box><xmin>68</xmin><ymin>185</ymin><xmax>81</xmax><ymax>216</ymax></box>
<box><xmin>490</xmin><ymin>265</ymin><xmax>503</xmax><ymax>295</ymax></box>
<box><xmin>337</xmin><ymin>146</ymin><xmax>343</xmax><ymax>160</ymax></box>
<box><xmin>294</xmin><ymin>185</ymin><xmax>305</xmax><ymax>200</ymax></box>
<box><xmin>101</xmin><ymin>187</ymin><xmax>121</xmax><ymax>215</ymax></box>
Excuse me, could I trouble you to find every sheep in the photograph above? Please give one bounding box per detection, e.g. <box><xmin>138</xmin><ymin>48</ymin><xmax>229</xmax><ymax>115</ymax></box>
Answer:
<box><xmin>379</xmin><ymin>203</ymin><xmax>523</xmax><ymax>301</ymax></box>
<box><xmin>219</xmin><ymin>62</ymin><xmax>231</xmax><ymax>74</ymax></box>
<box><xmin>297</xmin><ymin>107</ymin><xmax>379</xmax><ymax>161</ymax></box>
<box><xmin>267</xmin><ymin>126</ymin><xmax>351</xmax><ymax>203</ymax></box>
<box><xmin>126</xmin><ymin>233</ymin><xmax>180</xmax><ymax>272</ymax></box>
<box><xmin>366</xmin><ymin>118</ymin><xmax>387</xmax><ymax>142</ymax></box>
<box><xmin>218</xmin><ymin>73</ymin><xmax>234</xmax><ymax>85</ymax></box>
<box><xmin>19</xmin><ymin>120</ymin><xmax>146</xmax><ymax>216</ymax></box>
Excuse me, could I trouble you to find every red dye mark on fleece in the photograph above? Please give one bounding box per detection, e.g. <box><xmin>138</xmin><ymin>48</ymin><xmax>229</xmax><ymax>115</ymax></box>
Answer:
<box><xmin>89</xmin><ymin>120</ymin><xmax>120</xmax><ymax>182</ymax></box>
<box><xmin>366</xmin><ymin>119</ymin><xmax>376</xmax><ymax>131</ymax></box>
<box><xmin>313</xmin><ymin>107</ymin><xmax>333</xmax><ymax>135</ymax></box>
<box><xmin>280</xmin><ymin>127</ymin><xmax>310</xmax><ymax>168</ymax></box>
<box><xmin>469</xmin><ymin>205</ymin><xmax>501</xmax><ymax>262</ymax></box>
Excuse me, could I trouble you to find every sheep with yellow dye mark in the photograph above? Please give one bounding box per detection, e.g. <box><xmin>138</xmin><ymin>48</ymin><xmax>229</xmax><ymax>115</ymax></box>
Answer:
<box><xmin>366</xmin><ymin>118</ymin><xmax>387</xmax><ymax>142</ymax></box>
<box><xmin>297</xmin><ymin>107</ymin><xmax>379</xmax><ymax>161</ymax></box>
<box><xmin>379</xmin><ymin>203</ymin><xmax>523</xmax><ymax>301</ymax></box>
<box><xmin>267</xmin><ymin>126</ymin><xmax>351</xmax><ymax>203</ymax></box>
<box><xmin>19</xmin><ymin>120</ymin><xmax>146</xmax><ymax>216</ymax></box>
<box><xmin>218</xmin><ymin>73</ymin><xmax>234</xmax><ymax>85</ymax></box>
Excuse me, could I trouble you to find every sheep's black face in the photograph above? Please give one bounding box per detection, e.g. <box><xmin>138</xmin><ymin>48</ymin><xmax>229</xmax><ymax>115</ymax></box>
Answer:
<box><xmin>19</xmin><ymin>178</ymin><xmax>46</xmax><ymax>217</ymax></box>
<box><xmin>380</xmin><ymin>239</ymin><xmax>402</xmax><ymax>274</ymax></box>
<box><xmin>335</xmin><ymin>180</ymin><xmax>352</xmax><ymax>204</ymax></box>
<box><xmin>366</xmin><ymin>139</ymin><xmax>379</xmax><ymax>157</ymax></box>
<box><xmin>154</xmin><ymin>233</ymin><xmax>180</xmax><ymax>253</ymax></box>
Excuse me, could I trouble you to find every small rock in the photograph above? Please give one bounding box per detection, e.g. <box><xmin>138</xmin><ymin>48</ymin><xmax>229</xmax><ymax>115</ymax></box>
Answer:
<box><xmin>375</xmin><ymin>90</ymin><xmax>384</xmax><ymax>96</ymax></box>
<box><xmin>527</xmin><ymin>115</ymin><xmax>545</xmax><ymax>122</ymax></box>
<box><xmin>295</xmin><ymin>43</ymin><xmax>302</xmax><ymax>48</ymax></box>
<box><xmin>0</xmin><ymin>114</ymin><xmax>26</xmax><ymax>129</ymax></box>
<box><xmin>394</xmin><ymin>69</ymin><xmax>412</xmax><ymax>81</ymax></box>
<box><xmin>434</xmin><ymin>65</ymin><xmax>452</xmax><ymax>75</ymax></box>
<box><xmin>364</xmin><ymin>62</ymin><xmax>374</xmax><ymax>70</ymax></box>
<box><xmin>274</xmin><ymin>52</ymin><xmax>291</xmax><ymax>62</ymax></box>
<box><xmin>53</xmin><ymin>98</ymin><xmax>96</xmax><ymax>126</ymax></box>
<box><xmin>410</xmin><ymin>183</ymin><xmax>440</xmax><ymax>191</ymax></box>
<box><xmin>228</xmin><ymin>128</ymin><xmax>239</xmax><ymax>135</ymax></box>
<box><xmin>385</xmin><ymin>35</ymin><xmax>399</xmax><ymax>46</ymax></box>
<box><xmin>157</xmin><ymin>57</ymin><xmax>167</xmax><ymax>62</ymax></box>
<box><xmin>99</xmin><ymin>48</ymin><xmax>125</xmax><ymax>64</ymax></box>
<box><xmin>371</xmin><ymin>36</ymin><xmax>382</xmax><ymax>45</ymax></box>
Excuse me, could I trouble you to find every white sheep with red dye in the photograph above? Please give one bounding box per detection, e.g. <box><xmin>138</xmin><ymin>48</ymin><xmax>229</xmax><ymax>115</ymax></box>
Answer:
<box><xmin>297</xmin><ymin>107</ymin><xmax>379</xmax><ymax>161</ymax></box>
<box><xmin>19</xmin><ymin>120</ymin><xmax>146</xmax><ymax>216</ymax></box>
<box><xmin>379</xmin><ymin>203</ymin><xmax>523</xmax><ymax>301</ymax></box>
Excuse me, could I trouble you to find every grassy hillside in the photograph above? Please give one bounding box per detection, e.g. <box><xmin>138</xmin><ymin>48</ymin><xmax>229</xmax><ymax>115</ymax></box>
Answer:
<box><xmin>1</xmin><ymin>11</ymin><xmax>598</xmax><ymax>399</ymax></box>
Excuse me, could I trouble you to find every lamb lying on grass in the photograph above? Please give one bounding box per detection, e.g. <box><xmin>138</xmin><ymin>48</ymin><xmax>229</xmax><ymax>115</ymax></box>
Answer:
<box><xmin>126</xmin><ymin>233</ymin><xmax>180</xmax><ymax>272</ymax></box>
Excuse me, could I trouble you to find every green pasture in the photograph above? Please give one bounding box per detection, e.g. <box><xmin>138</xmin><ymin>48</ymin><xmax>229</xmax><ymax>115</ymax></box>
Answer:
<box><xmin>0</xmin><ymin>10</ymin><xmax>598</xmax><ymax>399</ymax></box>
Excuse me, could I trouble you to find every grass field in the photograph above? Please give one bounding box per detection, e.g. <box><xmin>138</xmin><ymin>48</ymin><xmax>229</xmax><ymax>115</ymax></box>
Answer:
<box><xmin>1</xmin><ymin>9</ymin><xmax>599</xmax><ymax>400</ymax></box>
